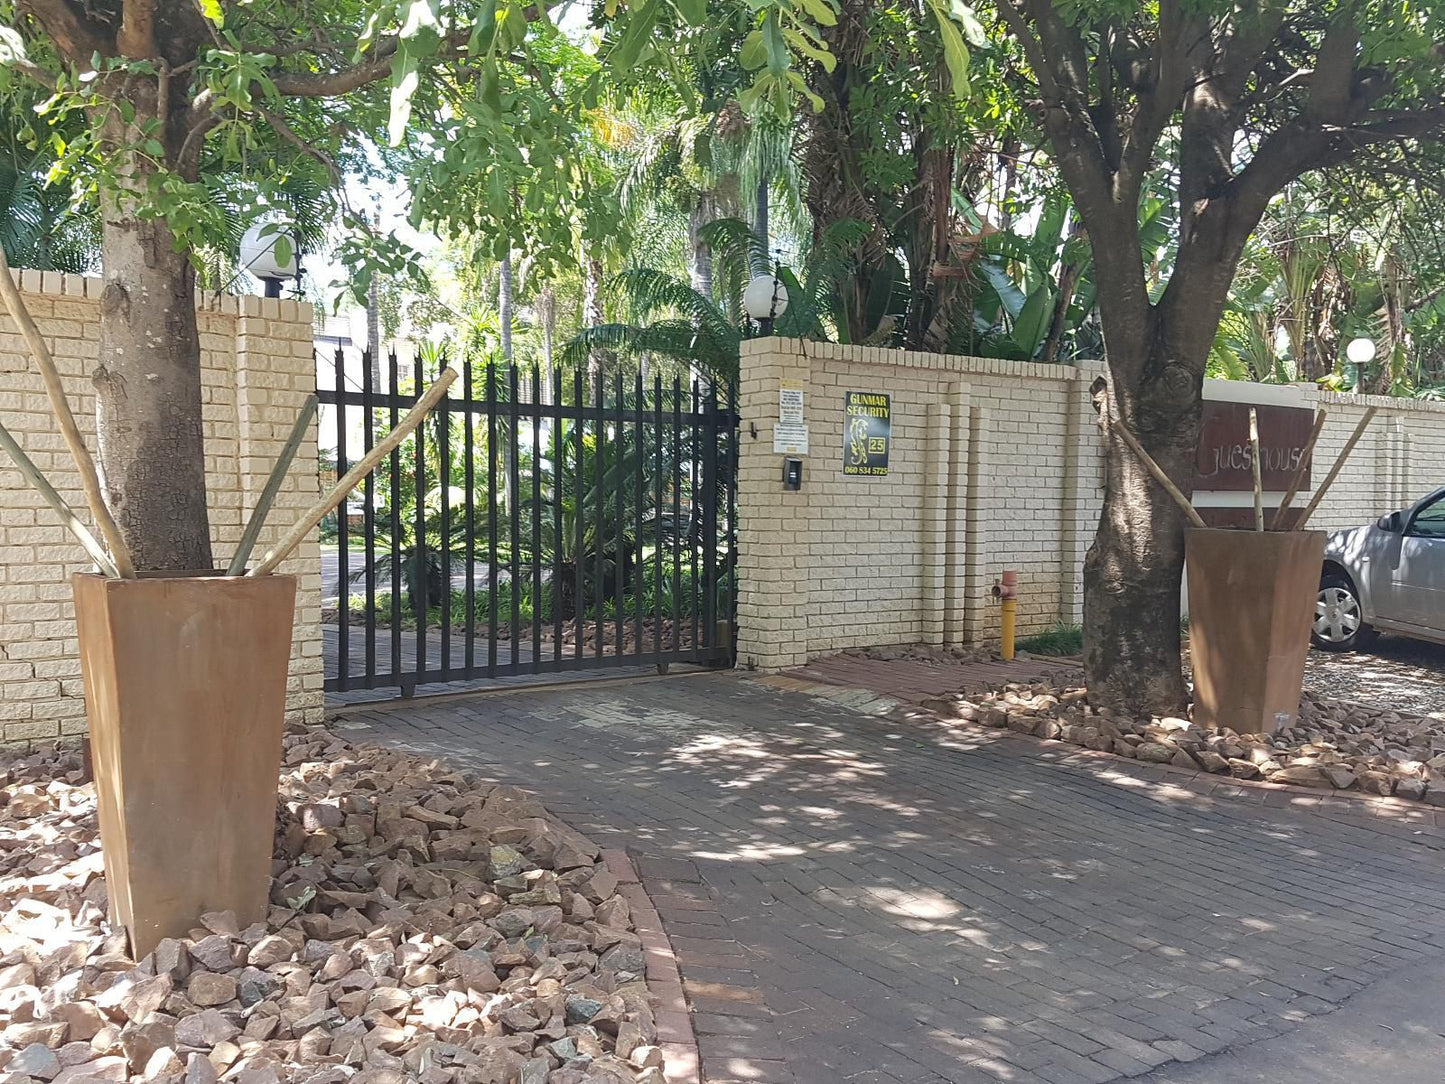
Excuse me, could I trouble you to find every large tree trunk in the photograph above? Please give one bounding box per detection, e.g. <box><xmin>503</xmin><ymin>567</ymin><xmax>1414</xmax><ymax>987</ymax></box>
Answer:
<box><xmin>1082</xmin><ymin>318</ymin><xmax>1209</xmax><ymax>717</ymax></box>
<box><xmin>1082</xmin><ymin>398</ymin><xmax>1195</xmax><ymax>717</ymax></box>
<box><xmin>94</xmin><ymin>145</ymin><xmax>213</xmax><ymax>571</ymax></box>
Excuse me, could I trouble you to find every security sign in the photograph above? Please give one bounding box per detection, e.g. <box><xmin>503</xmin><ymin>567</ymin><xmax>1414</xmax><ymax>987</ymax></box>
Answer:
<box><xmin>842</xmin><ymin>391</ymin><xmax>890</xmax><ymax>476</ymax></box>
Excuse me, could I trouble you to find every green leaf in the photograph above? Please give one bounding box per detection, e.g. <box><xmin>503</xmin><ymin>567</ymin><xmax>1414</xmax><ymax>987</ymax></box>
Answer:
<box><xmin>948</xmin><ymin>0</ymin><xmax>985</xmax><ymax>46</ymax></box>
<box><xmin>928</xmin><ymin>0</ymin><xmax>971</xmax><ymax>100</ymax></box>
<box><xmin>271</xmin><ymin>234</ymin><xmax>293</xmax><ymax>268</ymax></box>
<box><xmin>740</xmin><ymin>28</ymin><xmax>766</xmax><ymax>70</ymax></box>
<box><xmin>399</xmin><ymin>0</ymin><xmax>442</xmax><ymax>55</ymax></box>
<box><xmin>478</xmin><ymin>60</ymin><xmax>502</xmax><ymax>114</ymax></box>
<box><xmin>469</xmin><ymin>0</ymin><xmax>498</xmax><ymax>53</ymax></box>
<box><xmin>762</xmin><ymin>10</ymin><xmax>788</xmax><ymax>75</ymax></box>
<box><xmin>388</xmin><ymin>51</ymin><xmax>420</xmax><ymax>146</ymax></box>
<box><xmin>795</xmin><ymin>0</ymin><xmax>837</xmax><ymax>27</ymax></box>
<box><xmin>672</xmin><ymin>0</ymin><xmax>706</xmax><ymax>27</ymax></box>
<box><xmin>612</xmin><ymin>0</ymin><xmax>661</xmax><ymax>70</ymax></box>
<box><xmin>1010</xmin><ymin>283</ymin><xmax>1053</xmax><ymax>358</ymax></box>
<box><xmin>782</xmin><ymin>27</ymin><xmax>835</xmax><ymax>71</ymax></box>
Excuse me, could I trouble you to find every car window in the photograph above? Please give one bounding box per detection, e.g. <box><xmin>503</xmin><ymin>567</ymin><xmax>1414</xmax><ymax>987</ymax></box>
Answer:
<box><xmin>1408</xmin><ymin>496</ymin><xmax>1445</xmax><ymax>539</ymax></box>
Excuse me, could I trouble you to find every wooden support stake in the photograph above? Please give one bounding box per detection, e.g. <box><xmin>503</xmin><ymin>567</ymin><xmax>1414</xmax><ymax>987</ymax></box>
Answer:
<box><xmin>1295</xmin><ymin>407</ymin><xmax>1378</xmax><ymax>531</ymax></box>
<box><xmin>0</xmin><ymin>249</ymin><xmax>135</xmax><ymax>577</ymax></box>
<box><xmin>1249</xmin><ymin>407</ymin><xmax>1264</xmax><ymax>532</ymax></box>
<box><xmin>1269</xmin><ymin>409</ymin><xmax>1327</xmax><ymax>530</ymax></box>
<box><xmin>250</xmin><ymin>369</ymin><xmax>458</xmax><ymax>576</ymax></box>
<box><xmin>227</xmin><ymin>395</ymin><xmax>319</xmax><ymax>575</ymax></box>
<box><xmin>1115</xmin><ymin>421</ymin><xmax>1208</xmax><ymax>530</ymax></box>
<box><xmin>0</xmin><ymin>419</ymin><xmax>119</xmax><ymax>577</ymax></box>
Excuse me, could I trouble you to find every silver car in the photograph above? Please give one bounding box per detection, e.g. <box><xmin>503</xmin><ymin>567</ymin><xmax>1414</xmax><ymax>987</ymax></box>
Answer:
<box><xmin>1315</xmin><ymin>487</ymin><xmax>1445</xmax><ymax>651</ymax></box>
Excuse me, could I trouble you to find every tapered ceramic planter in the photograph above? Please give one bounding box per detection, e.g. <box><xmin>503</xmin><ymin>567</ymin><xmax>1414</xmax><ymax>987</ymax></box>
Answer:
<box><xmin>72</xmin><ymin>572</ymin><xmax>297</xmax><ymax>958</ymax></box>
<box><xmin>1185</xmin><ymin>528</ymin><xmax>1324</xmax><ymax>736</ymax></box>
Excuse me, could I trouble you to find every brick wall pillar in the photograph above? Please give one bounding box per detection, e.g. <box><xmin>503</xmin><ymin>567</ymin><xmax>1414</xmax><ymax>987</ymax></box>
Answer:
<box><xmin>235</xmin><ymin>297</ymin><xmax>325</xmax><ymax>722</ymax></box>
<box><xmin>961</xmin><ymin>404</ymin><xmax>991</xmax><ymax>643</ymax></box>
<box><xmin>735</xmin><ymin>337</ymin><xmax>812</xmax><ymax>671</ymax></box>
<box><xmin>921</xmin><ymin>402</ymin><xmax>950</xmax><ymax>645</ymax></box>
<box><xmin>1057</xmin><ymin>366</ymin><xmax>1097</xmax><ymax>624</ymax></box>
<box><xmin>943</xmin><ymin>384</ymin><xmax>972</xmax><ymax>646</ymax></box>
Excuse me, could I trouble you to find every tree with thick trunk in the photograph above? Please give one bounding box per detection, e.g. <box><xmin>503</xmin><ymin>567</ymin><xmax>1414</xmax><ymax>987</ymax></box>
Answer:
<box><xmin>3</xmin><ymin>0</ymin><xmax>714</xmax><ymax>570</ymax></box>
<box><xmin>995</xmin><ymin>1</ymin><xmax>1445</xmax><ymax>713</ymax></box>
<box><xmin>2</xmin><ymin>0</ymin><xmax>456</xmax><ymax>568</ymax></box>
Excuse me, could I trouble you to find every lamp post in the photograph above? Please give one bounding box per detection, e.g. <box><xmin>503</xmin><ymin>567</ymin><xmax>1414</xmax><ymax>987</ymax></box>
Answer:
<box><xmin>1346</xmin><ymin>337</ymin><xmax>1375</xmax><ymax>393</ymax></box>
<box><xmin>743</xmin><ymin>270</ymin><xmax>789</xmax><ymax>335</ymax></box>
<box><xmin>239</xmin><ymin>222</ymin><xmax>300</xmax><ymax>298</ymax></box>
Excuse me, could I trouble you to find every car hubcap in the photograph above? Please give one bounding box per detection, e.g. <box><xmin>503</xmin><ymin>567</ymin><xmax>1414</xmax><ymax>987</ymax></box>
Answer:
<box><xmin>1314</xmin><ymin>586</ymin><xmax>1361</xmax><ymax>642</ymax></box>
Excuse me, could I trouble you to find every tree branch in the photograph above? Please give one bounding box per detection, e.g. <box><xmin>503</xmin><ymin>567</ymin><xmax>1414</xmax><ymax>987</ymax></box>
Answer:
<box><xmin>993</xmin><ymin>0</ymin><xmax>1113</xmax><ymax>220</ymax></box>
<box><xmin>14</xmin><ymin>0</ymin><xmax>112</xmax><ymax>64</ymax></box>
<box><xmin>1307</xmin><ymin>14</ymin><xmax>1358</xmax><ymax>122</ymax></box>
<box><xmin>254</xmin><ymin>104</ymin><xmax>342</xmax><ymax>185</ymax></box>
<box><xmin>1116</xmin><ymin>2</ymin><xmax>1209</xmax><ymax>202</ymax></box>
<box><xmin>116</xmin><ymin>0</ymin><xmax>157</xmax><ymax>58</ymax></box>
<box><xmin>0</xmin><ymin>45</ymin><xmax>58</xmax><ymax>90</ymax></box>
<box><xmin>267</xmin><ymin>30</ymin><xmax>467</xmax><ymax>98</ymax></box>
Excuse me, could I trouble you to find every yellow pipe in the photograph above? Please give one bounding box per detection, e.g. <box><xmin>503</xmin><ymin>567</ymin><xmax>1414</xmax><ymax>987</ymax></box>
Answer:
<box><xmin>1001</xmin><ymin>598</ymin><xmax>1017</xmax><ymax>660</ymax></box>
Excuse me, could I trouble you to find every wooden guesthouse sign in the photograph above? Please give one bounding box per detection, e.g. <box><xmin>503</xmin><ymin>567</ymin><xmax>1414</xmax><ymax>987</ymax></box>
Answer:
<box><xmin>1192</xmin><ymin>402</ymin><xmax>1315</xmax><ymax>491</ymax></box>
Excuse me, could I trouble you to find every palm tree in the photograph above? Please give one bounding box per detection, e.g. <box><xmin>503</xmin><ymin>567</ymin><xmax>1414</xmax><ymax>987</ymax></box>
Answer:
<box><xmin>563</xmin><ymin>216</ymin><xmax>871</xmax><ymax>382</ymax></box>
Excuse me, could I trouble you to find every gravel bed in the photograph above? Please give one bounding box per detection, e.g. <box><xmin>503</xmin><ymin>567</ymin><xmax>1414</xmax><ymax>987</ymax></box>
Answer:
<box><xmin>1303</xmin><ymin>636</ymin><xmax>1445</xmax><ymax>719</ymax></box>
<box><xmin>0</xmin><ymin>728</ymin><xmax>665</xmax><ymax>1084</ymax></box>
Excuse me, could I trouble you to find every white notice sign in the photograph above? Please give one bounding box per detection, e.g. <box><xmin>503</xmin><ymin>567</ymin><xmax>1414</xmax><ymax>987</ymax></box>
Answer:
<box><xmin>779</xmin><ymin>381</ymin><xmax>805</xmax><ymax>424</ymax></box>
<box><xmin>774</xmin><ymin>422</ymin><xmax>809</xmax><ymax>455</ymax></box>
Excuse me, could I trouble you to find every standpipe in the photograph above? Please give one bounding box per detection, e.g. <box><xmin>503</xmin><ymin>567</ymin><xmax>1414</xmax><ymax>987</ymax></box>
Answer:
<box><xmin>994</xmin><ymin>570</ymin><xmax>1018</xmax><ymax>660</ymax></box>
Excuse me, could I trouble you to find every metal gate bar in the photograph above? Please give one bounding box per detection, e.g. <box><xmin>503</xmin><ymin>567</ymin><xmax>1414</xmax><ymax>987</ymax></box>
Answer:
<box><xmin>319</xmin><ymin>350</ymin><xmax>737</xmax><ymax>695</ymax></box>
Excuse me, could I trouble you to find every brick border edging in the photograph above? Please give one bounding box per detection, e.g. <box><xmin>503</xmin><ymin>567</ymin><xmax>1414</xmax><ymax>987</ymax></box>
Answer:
<box><xmin>761</xmin><ymin>674</ymin><xmax>1445</xmax><ymax>829</ymax></box>
<box><xmin>601</xmin><ymin>849</ymin><xmax>702</xmax><ymax>1084</ymax></box>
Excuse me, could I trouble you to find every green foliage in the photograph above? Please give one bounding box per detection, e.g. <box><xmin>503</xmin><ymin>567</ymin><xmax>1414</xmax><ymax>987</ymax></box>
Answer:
<box><xmin>1015</xmin><ymin>622</ymin><xmax>1082</xmax><ymax>658</ymax></box>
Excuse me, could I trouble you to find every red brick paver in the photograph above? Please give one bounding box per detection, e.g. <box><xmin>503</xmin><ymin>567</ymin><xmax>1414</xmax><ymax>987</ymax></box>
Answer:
<box><xmin>343</xmin><ymin>672</ymin><xmax>1445</xmax><ymax>1084</ymax></box>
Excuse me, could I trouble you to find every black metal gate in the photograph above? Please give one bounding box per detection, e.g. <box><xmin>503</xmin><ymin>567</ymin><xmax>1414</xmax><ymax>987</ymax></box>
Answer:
<box><xmin>318</xmin><ymin>351</ymin><xmax>737</xmax><ymax>696</ymax></box>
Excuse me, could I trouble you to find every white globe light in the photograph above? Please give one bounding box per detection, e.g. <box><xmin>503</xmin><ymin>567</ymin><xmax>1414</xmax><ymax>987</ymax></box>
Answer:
<box><xmin>239</xmin><ymin>222</ymin><xmax>298</xmax><ymax>279</ymax></box>
<box><xmin>1346</xmin><ymin>337</ymin><xmax>1376</xmax><ymax>365</ymax></box>
<box><xmin>743</xmin><ymin>274</ymin><xmax>788</xmax><ymax>321</ymax></box>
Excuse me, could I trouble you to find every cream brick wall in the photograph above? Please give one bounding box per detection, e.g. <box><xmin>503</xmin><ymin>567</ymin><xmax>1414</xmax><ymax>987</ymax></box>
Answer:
<box><xmin>736</xmin><ymin>338</ymin><xmax>1105</xmax><ymax>670</ymax></box>
<box><xmin>736</xmin><ymin>339</ymin><xmax>1445</xmax><ymax>671</ymax></box>
<box><xmin>0</xmin><ymin>271</ymin><xmax>324</xmax><ymax>744</ymax></box>
<box><xmin>1301</xmin><ymin>389</ymin><xmax>1445</xmax><ymax>530</ymax></box>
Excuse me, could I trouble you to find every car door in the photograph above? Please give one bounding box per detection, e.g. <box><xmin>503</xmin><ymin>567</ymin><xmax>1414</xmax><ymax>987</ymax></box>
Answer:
<box><xmin>1387</xmin><ymin>493</ymin><xmax>1445</xmax><ymax>631</ymax></box>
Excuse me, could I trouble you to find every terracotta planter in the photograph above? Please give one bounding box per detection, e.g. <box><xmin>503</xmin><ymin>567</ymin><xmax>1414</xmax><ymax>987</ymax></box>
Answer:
<box><xmin>1184</xmin><ymin>528</ymin><xmax>1324</xmax><ymax>736</ymax></box>
<box><xmin>73</xmin><ymin>572</ymin><xmax>297</xmax><ymax>958</ymax></box>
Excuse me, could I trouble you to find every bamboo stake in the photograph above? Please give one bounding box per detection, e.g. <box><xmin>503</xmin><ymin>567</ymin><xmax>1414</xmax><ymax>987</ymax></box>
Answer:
<box><xmin>226</xmin><ymin>395</ymin><xmax>319</xmax><ymax>576</ymax></box>
<box><xmin>1115</xmin><ymin>421</ymin><xmax>1208</xmax><ymax>529</ymax></box>
<box><xmin>0</xmin><ymin>250</ymin><xmax>135</xmax><ymax>577</ymax></box>
<box><xmin>1268</xmin><ymin>409</ymin><xmax>1327</xmax><ymax>530</ymax></box>
<box><xmin>1295</xmin><ymin>407</ymin><xmax>1378</xmax><ymax>531</ymax></box>
<box><xmin>250</xmin><ymin>368</ymin><xmax>458</xmax><ymax>576</ymax></box>
<box><xmin>1248</xmin><ymin>407</ymin><xmax>1264</xmax><ymax>531</ymax></box>
<box><xmin>0</xmin><ymin>419</ymin><xmax>119</xmax><ymax>577</ymax></box>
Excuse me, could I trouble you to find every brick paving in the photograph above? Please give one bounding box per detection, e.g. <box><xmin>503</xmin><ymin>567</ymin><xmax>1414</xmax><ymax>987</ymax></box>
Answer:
<box><xmin>339</xmin><ymin>672</ymin><xmax>1445</xmax><ymax>1084</ymax></box>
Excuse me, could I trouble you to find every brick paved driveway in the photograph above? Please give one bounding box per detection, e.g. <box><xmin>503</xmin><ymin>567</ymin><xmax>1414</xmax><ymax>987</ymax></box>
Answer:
<box><xmin>342</xmin><ymin>673</ymin><xmax>1445</xmax><ymax>1084</ymax></box>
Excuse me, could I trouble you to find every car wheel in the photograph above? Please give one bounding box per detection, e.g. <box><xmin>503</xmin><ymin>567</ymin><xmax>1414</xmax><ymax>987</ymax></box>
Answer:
<box><xmin>1312</xmin><ymin>572</ymin><xmax>1374</xmax><ymax>652</ymax></box>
